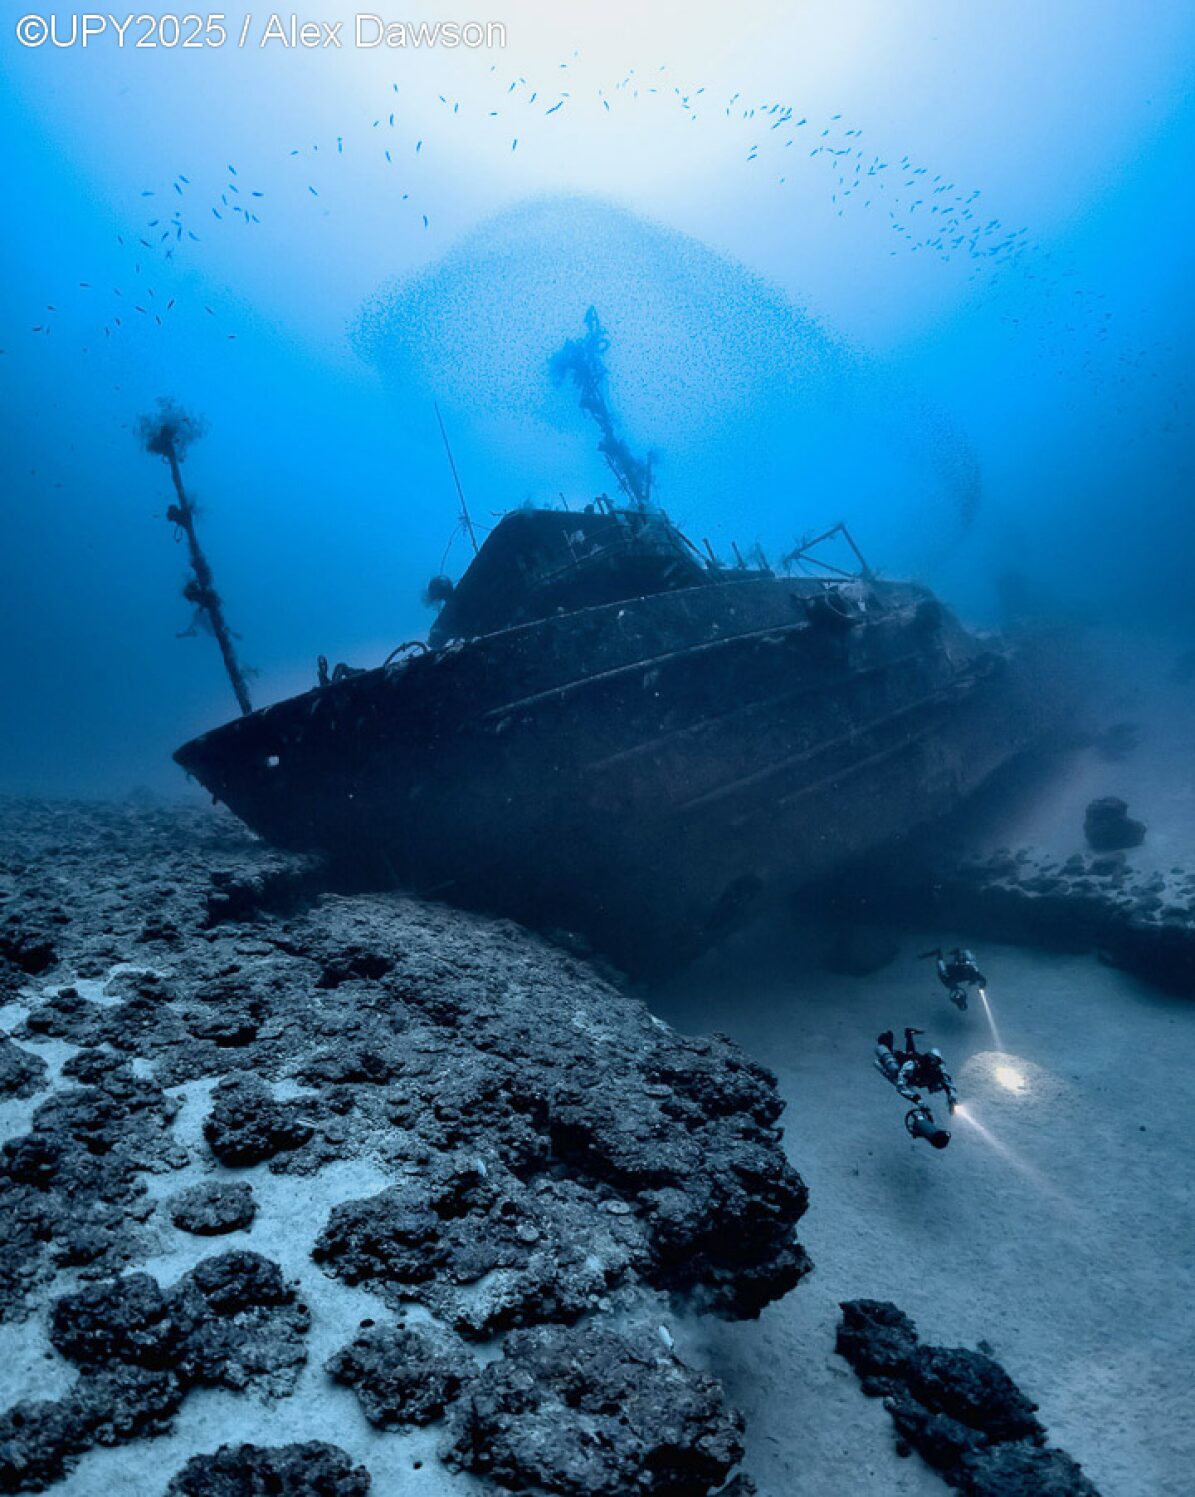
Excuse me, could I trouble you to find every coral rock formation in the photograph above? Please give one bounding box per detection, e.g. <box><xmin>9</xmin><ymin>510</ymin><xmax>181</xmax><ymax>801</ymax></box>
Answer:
<box><xmin>163</xmin><ymin>1441</ymin><xmax>372</xmax><ymax>1495</ymax></box>
<box><xmin>441</xmin><ymin>1323</ymin><xmax>745</xmax><ymax>1496</ymax></box>
<box><xmin>0</xmin><ymin>798</ymin><xmax>809</xmax><ymax>1493</ymax></box>
<box><xmin>836</xmin><ymin>1300</ymin><xmax>1100</xmax><ymax>1496</ymax></box>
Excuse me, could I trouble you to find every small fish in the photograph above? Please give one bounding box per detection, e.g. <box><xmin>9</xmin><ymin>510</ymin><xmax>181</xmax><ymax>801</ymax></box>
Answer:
<box><xmin>308</xmin><ymin>185</ymin><xmax>318</xmax><ymax>195</ymax></box>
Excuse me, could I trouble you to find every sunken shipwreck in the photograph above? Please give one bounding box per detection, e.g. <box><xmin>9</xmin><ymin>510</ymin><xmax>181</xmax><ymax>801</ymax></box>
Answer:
<box><xmin>171</xmin><ymin>311</ymin><xmax>1068</xmax><ymax>974</ymax></box>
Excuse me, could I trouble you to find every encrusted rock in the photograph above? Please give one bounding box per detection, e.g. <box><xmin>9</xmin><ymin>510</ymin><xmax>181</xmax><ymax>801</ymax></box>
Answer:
<box><xmin>164</xmin><ymin>1441</ymin><xmax>371</xmax><ymax>1495</ymax></box>
<box><xmin>836</xmin><ymin>1300</ymin><xmax>1100</xmax><ymax>1495</ymax></box>
<box><xmin>0</xmin><ymin>1056</ymin><xmax>185</xmax><ymax>1319</ymax></box>
<box><xmin>0</xmin><ymin>1037</ymin><xmax>48</xmax><ymax>1099</ymax></box>
<box><xmin>169</xmin><ymin>1181</ymin><xmax>256</xmax><ymax>1236</ymax></box>
<box><xmin>50</xmin><ymin>1250</ymin><xmax>308</xmax><ymax>1393</ymax></box>
<box><xmin>441</xmin><ymin>1323</ymin><xmax>745</xmax><ymax>1496</ymax></box>
<box><xmin>202</xmin><ymin>1076</ymin><xmax>314</xmax><ymax>1167</ymax></box>
<box><xmin>835</xmin><ymin>1298</ymin><xmax>919</xmax><ymax>1391</ymax></box>
<box><xmin>325</xmin><ymin>1322</ymin><xmax>466</xmax><ymax>1427</ymax></box>
<box><xmin>0</xmin><ymin>1366</ymin><xmax>182</xmax><ymax>1492</ymax></box>
<box><xmin>0</xmin><ymin>798</ymin><xmax>806</xmax><ymax>1488</ymax></box>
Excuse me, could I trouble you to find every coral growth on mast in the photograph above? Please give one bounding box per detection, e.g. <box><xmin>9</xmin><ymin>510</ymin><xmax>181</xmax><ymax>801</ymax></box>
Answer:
<box><xmin>551</xmin><ymin>307</ymin><xmax>654</xmax><ymax>510</ymax></box>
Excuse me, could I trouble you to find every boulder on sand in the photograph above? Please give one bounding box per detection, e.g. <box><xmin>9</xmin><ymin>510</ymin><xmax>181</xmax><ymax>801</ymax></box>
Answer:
<box><xmin>1083</xmin><ymin>797</ymin><xmax>1145</xmax><ymax>852</ymax></box>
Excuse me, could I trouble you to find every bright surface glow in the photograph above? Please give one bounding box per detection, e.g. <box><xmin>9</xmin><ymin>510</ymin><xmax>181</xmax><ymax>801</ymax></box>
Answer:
<box><xmin>995</xmin><ymin>1064</ymin><xmax>1026</xmax><ymax>1092</ymax></box>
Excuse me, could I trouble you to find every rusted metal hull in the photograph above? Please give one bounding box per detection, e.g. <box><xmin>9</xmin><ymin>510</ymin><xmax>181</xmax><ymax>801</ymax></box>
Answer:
<box><xmin>175</xmin><ymin>575</ymin><xmax>1054</xmax><ymax>973</ymax></box>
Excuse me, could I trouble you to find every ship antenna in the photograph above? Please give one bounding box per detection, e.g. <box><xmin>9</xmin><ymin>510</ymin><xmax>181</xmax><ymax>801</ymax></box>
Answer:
<box><xmin>434</xmin><ymin>402</ymin><xmax>479</xmax><ymax>557</ymax></box>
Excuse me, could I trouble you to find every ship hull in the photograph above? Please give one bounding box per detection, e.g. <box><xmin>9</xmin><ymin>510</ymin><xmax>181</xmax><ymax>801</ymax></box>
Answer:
<box><xmin>175</xmin><ymin>575</ymin><xmax>1055</xmax><ymax>973</ymax></box>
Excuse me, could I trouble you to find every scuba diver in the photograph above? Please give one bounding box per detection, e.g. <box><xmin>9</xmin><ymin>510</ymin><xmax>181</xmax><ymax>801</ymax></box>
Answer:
<box><xmin>875</xmin><ymin>1029</ymin><xmax>960</xmax><ymax>1112</ymax></box>
<box><xmin>921</xmin><ymin>946</ymin><xmax>987</xmax><ymax>1011</ymax></box>
<box><xmin>874</xmin><ymin>1029</ymin><xmax>958</xmax><ymax>1149</ymax></box>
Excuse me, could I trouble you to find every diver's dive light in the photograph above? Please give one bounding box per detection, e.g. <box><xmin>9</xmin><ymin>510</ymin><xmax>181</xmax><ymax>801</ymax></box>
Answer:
<box><xmin>905</xmin><ymin>1105</ymin><xmax>951</xmax><ymax>1149</ymax></box>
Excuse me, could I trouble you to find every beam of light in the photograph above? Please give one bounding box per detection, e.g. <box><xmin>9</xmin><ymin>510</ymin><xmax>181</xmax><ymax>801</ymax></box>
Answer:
<box><xmin>952</xmin><ymin>1103</ymin><xmax>1079</xmax><ymax>1219</ymax></box>
<box><xmin>994</xmin><ymin>1063</ymin><xmax>1025</xmax><ymax>1093</ymax></box>
<box><xmin>978</xmin><ymin>986</ymin><xmax>1003</xmax><ymax>1051</ymax></box>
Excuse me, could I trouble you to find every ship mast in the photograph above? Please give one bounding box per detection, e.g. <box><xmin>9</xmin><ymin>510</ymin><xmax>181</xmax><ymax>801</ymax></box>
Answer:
<box><xmin>551</xmin><ymin>308</ymin><xmax>653</xmax><ymax>511</ymax></box>
<box><xmin>138</xmin><ymin>399</ymin><xmax>253</xmax><ymax>717</ymax></box>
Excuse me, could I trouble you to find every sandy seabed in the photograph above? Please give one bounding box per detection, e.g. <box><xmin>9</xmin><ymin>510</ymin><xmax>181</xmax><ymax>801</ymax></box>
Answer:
<box><xmin>654</xmin><ymin>922</ymin><xmax>1192</xmax><ymax>1497</ymax></box>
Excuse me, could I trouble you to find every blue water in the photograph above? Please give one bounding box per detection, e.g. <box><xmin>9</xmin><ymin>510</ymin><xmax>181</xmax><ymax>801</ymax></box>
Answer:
<box><xmin>2</xmin><ymin>2</ymin><xmax>1193</xmax><ymax>794</ymax></box>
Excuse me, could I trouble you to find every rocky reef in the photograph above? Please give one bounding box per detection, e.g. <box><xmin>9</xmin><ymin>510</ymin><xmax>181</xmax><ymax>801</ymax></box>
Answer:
<box><xmin>836</xmin><ymin>1300</ymin><xmax>1101</xmax><ymax>1496</ymax></box>
<box><xmin>0</xmin><ymin>797</ymin><xmax>810</xmax><ymax>1493</ymax></box>
<box><xmin>914</xmin><ymin>844</ymin><xmax>1195</xmax><ymax>995</ymax></box>
<box><xmin>812</xmin><ymin>803</ymin><xmax>1195</xmax><ymax>997</ymax></box>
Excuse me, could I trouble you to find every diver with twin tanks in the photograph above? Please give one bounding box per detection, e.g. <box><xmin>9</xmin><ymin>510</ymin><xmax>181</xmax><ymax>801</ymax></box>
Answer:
<box><xmin>872</xmin><ymin>943</ymin><xmax>989</xmax><ymax>1151</ymax></box>
<box><xmin>874</xmin><ymin>1027</ymin><xmax>958</xmax><ymax>1149</ymax></box>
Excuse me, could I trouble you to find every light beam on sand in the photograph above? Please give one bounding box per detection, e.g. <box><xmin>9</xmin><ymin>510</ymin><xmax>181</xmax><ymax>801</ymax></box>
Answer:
<box><xmin>978</xmin><ymin>987</ymin><xmax>1003</xmax><ymax>1050</ymax></box>
<box><xmin>952</xmin><ymin>1103</ymin><xmax>1078</xmax><ymax>1217</ymax></box>
<box><xmin>994</xmin><ymin>1063</ymin><xmax>1025</xmax><ymax>1093</ymax></box>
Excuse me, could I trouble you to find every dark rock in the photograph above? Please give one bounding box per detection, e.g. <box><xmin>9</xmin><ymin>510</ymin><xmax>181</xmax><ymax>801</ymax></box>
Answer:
<box><xmin>50</xmin><ymin>1271</ymin><xmax>183</xmax><ymax>1369</ymax></box>
<box><xmin>4</xmin><ymin>1251</ymin><xmax>311</xmax><ymax>1488</ymax></box>
<box><xmin>312</xmin><ymin>1158</ymin><xmax>637</xmax><ymax>1339</ymax></box>
<box><xmin>202</xmin><ymin>1076</ymin><xmax>314</xmax><ymax>1167</ymax></box>
<box><xmin>836</xmin><ymin>1300</ymin><xmax>1100</xmax><ymax>1496</ymax></box>
<box><xmin>163</xmin><ymin>1441</ymin><xmax>371</xmax><ymax>1495</ymax></box>
<box><xmin>1084</xmin><ymin>796</ymin><xmax>1146</xmax><ymax>852</ymax></box>
<box><xmin>0</xmin><ymin>1367</ymin><xmax>183</xmax><ymax>1492</ymax></box>
<box><xmin>169</xmin><ymin>1181</ymin><xmax>256</xmax><ymax>1236</ymax></box>
<box><xmin>49</xmin><ymin>1250</ymin><xmax>306</xmax><ymax>1389</ymax></box>
<box><xmin>0</xmin><ymin>1037</ymin><xmax>48</xmax><ymax>1099</ymax></box>
<box><xmin>441</xmin><ymin>1323</ymin><xmax>744</xmax><ymax>1496</ymax></box>
<box><xmin>906</xmin><ymin>1344</ymin><xmax>1043</xmax><ymax>1444</ymax></box>
<box><xmin>835</xmin><ymin>1299</ymin><xmax>918</xmax><ymax>1388</ymax></box>
<box><xmin>325</xmin><ymin>1322</ymin><xmax>466</xmax><ymax>1427</ymax></box>
<box><xmin>958</xmin><ymin>1441</ymin><xmax>1102</xmax><ymax>1496</ymax></box>
<box><xmin>0</xmin><ymin>913</ymin><xmax>61</xmax><ymax>976</ymax></box>
<box><xmin>0</xmin><ymin>798</ymin><xmax>804</xmax><ymax>1488</ymax></box>
<box><xmin>0</xmin><ymin>1058</ymin><xmax>185</xmax><ymax>1320</ymax></box>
